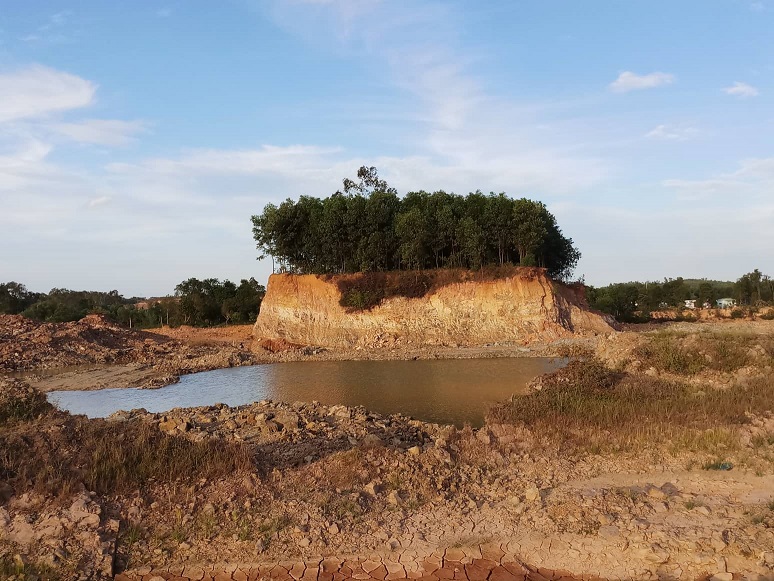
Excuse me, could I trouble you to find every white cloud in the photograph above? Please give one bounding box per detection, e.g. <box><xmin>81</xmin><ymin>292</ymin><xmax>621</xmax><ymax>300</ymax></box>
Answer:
<box><xmin>52</xmin><ymin>119</ymin><xmax>148</xmax><ymax>146</ymax></box>
<box><xmin>0</xmin><ymin>65</ymin><xmax>95</xmax><ymax>123</ymax></box>
<box><xmin>663</xmin><ymin>156</ymin><xmax>774</xmax><ymax>200</ymax></box>
<box><xmin>88</xmin><ymin>196</ymin><xmax>110</xmax><ymax>207</ymax></box>
<box><xmin>268</xmin><ymin>0</ymin><xmax>606</xmax><ymax>195</ymax></box>
<box><xmin>645</xmin><ymin>124</ymin><xmax>698</xmax><ymax>141</ymax></box>
<box><xmin>19</xmin><ymin>11</ymin><xmax>74</xmax><ymax>45</ymax></box>
<box><xmin>609</xmin><ymin>71</ymin><xmax>675</xmax><ymax>93</ymax></box>
<box><xmin>723</xmin><ymin>81</ymin><xmax>759</xmax><ymax>98</ymax></box>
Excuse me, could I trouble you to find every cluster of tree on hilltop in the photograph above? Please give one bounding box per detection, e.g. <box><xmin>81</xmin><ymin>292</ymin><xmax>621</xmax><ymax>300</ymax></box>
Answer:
<box><xmin>588</xmin><ymin>269</ymin><xmax>773</xmax><ymax>321</ymax></box>
<box><xmin>251</xmin><ymin>166</ymin><xmax>581</xmax><ymax>281</ymax></box>
<box><xmin>0</xmin><ymin>278</ymin><xmax>264</xmax><ymax>328</ymax></box>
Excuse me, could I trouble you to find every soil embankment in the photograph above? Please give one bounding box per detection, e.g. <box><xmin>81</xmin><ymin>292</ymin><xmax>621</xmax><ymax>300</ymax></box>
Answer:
<box><xmin>254</xmin><ymin>268</ymin><xmax>616</xmax><ymax>348</ymax></box>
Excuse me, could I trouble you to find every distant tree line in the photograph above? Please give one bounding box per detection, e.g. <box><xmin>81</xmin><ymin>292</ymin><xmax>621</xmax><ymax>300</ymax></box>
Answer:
<box><xmin>588</xmin><ymin>269</ymin><xmax>772</xmax><ymax>321</ymax></box>
<box><xmin>0</xmin><ymin>278</ymin><xmax>265</xmax><ymax>328</ymax></box>
<box><xmin>251</xmin><ymin>166</ymin><xmax>581</xmax><ymax>280</ymax></box>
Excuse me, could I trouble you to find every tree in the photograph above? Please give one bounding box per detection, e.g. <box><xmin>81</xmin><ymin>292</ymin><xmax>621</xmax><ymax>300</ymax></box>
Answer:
<box><xmin>512</xmin><ymin>199</ymin><xmax>548</xmax><ymax>264</ymax></box>
<box><xmin>395</xmin><ymin>206</ymin><xmax>428</xmax><ymax>269</ymax></box>
<box><xmin>251</xmin><ymin>167</ymin><xmax>582</xmax><ymax>280</ymax></box>
<box><xmin>0</xmin><ymin>282</ymin><xmax>40</xmax><ymax>314</ymax></box>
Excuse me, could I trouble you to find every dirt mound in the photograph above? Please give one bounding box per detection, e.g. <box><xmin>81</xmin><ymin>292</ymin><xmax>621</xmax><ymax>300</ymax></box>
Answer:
<box><xmin>0</xmin><ymin>314</ymin><xmax>179</xmax><ymax>372</ymax></box>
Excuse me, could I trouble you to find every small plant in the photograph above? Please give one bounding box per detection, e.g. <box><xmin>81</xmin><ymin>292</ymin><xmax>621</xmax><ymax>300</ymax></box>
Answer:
<box><xmin>122</xmin><ymin>523</ymin><xmax>144</xmax><ymax>547</ymax></box>
<box><xmin>258</xmin><ymin>515</ymin><xmax>291</xmax><ymax>545</ymax></box>
<box><xmin>730</xmin><ymin>308</ymin><xmax>745</xmax><ymax>319</ymax></box>
<box><xmin>197</xmin><ymin>512</ymin><xmax>217</xmax><ymax>539</ymax></box>
<box><xmin>236</xmin><ymin>515</ymin><xmax>253</xmax><ymax>542</ymax></box>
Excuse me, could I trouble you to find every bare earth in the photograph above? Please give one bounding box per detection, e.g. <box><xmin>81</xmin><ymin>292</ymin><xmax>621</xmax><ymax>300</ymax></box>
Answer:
<box><xmin>1</xmin><ymin>315</ymin><xmax>774</xmax><ymax>580</ymax></box>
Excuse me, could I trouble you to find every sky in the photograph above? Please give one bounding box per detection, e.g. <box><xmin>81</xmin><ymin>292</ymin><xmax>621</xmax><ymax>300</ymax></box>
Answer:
<box><xmin>0</xmin><ymin>0</ymin><xmax>772</xmax><ymax>297</ymax></box>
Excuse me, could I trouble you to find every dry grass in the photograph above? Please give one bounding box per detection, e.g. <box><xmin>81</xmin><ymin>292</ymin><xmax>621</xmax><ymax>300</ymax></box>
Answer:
<box><xmin>488</xmin><ymin>358</ymin><xmax>774</xmax><ymax>453</ymax></box>
<box><xmin>0</xmin><ymin>552</ymin><xmax>59</xmax><ymax>581</ymax></box>
<box><xmin>0</xmin><ymin>390</ymin><xmax>253</xmax><ymax>499</ymax></box>
<box><xmin>328</xmin><ymin>266</ymin><xmax>542</xmax><ymax>311</ymax></box>
<box><xmin>0</xmin><ymin>383</ymin><xmax>51</xmax><ymax>424</ymax></box>
<box><xmin>635</xmin><ymin>330</ymin><xmax>774</xmax><ymax>375</ymax></box>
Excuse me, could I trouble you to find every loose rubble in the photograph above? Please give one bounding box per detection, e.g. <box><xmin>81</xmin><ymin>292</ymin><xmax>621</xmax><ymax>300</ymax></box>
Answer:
<box><xmin>0</xmin><ymin>314</ymin><xmax>260</xmax><ymax>389</ymax></box>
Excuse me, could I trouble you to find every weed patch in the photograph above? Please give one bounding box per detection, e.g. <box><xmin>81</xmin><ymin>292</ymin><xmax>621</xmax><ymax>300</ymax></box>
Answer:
<box><xmin>634</xmin><ymin>331</ymin><xmax>772</xmax><ymax>375</ymax></box>
<box><xmin>0</xmin><ymin>412</ymin><xmax>253</xmax><ymax>498</ymax></box>
<box><xmin>488</xmin><ymin>359</ymin><xmax>774</xmax><ymax>453</ymax></box>
<box><xmin>0</xmin><ymin>382</ymin><xmax>52</xmax><ymax>425</ymax></box>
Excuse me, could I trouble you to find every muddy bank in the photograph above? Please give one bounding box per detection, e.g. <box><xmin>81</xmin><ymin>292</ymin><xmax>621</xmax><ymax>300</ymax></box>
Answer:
<box><xmin>2</xmin><ymin>312</ymin><xmax>596</xmax><ymax>393</ymax></box>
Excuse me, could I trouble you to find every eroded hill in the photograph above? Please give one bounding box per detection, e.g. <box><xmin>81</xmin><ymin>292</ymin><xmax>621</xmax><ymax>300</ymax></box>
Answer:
<box><xmin>254</xmin><ymin>268</ymin><xmax>616</xmax><ymax>348</ymax></box>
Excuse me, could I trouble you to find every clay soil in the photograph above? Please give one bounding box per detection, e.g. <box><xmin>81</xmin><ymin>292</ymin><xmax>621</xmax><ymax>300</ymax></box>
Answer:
<box><xmin>1</xmin><ymin>316</ymin><xmax>774</xmax><ymax>580</ymax></box>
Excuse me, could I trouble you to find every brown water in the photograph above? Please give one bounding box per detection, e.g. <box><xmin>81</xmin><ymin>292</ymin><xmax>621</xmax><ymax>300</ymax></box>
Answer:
<box><xmin>48</xmin><ymin>357</ymin><xmax>566</xmax><ymax>427</ymax></box>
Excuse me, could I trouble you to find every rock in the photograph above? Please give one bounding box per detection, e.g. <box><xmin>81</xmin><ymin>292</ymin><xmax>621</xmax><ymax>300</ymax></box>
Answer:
<box><xmin>364</xmin><ymin>481</ymin><xmax>382</xmax><ymax>496</ymax></box>
<box><xmin>476</xmin><ymin>430</ymin><xmax>491</xmax><ymax>445</ymax></box>
<box><xmin>646</xmin><ymin>486</ymin><xmax>667</xmax><ymax>500</ymax></box>
<box><xmin>387</xmin><ymin>491</ymin><xmax>404</xmax><ymax>506</ymax></box>
<box><xmin>407</xmin><ymin>446</ymin><xmax>421</xmax><ymax>456</ymax></box>
<box><xmin>9</xmin><ymin>517</ymin><xmax>34</xmax><ymax>546</ymax></box>
<box><xmin>361</xmin><ymin>434</ymin><xmax>383</xmax><ymax>448</ymax></box>
<box><xmin>328</xmin><ymin>523</ymin><xmax>339</xmax><ymax>535</ymax></box>
<box><xmin>202</xmin><ymin>502</ymin><xmax>216</xmax><ymax>516</ymax></box>
<box><xmin>710</xmin><ymin>574</ymin><xmax>733</xmax><ymax>581</ymax></box>
<box><xmin>524</xmin><ymin>486</ymin><xmax>540</xmax><ymax>503</ymax></box>
<box><xmin>158</xmin><ymin>417</ymin><xmax>177</xmax><ymax>433</ymax></box>
<box><xmin>274</xmin><ymin>410</ymin><xmax>301</xmax><ymax>431</ymax></box>
<box><xmin>127</xmin><ymin>505</ymin><xmax>142</xmax><ymax>523</ymax></box>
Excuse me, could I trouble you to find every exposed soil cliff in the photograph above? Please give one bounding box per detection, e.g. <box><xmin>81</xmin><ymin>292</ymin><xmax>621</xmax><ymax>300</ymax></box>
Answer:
<box><xmin>254</xmin><ymin>268</ymin><xmax>616</xmax><ymax>348</ymax></box>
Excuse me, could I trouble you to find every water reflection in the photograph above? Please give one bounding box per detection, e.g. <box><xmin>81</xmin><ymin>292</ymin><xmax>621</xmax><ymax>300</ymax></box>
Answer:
<box><xmin>49</xmin><ymin>357</ymin><xmax>566</xmax><ymax>427</ymax></box>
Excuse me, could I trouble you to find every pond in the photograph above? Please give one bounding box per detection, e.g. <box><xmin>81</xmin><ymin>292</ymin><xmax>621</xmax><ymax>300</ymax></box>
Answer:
<box><xmin>48</xmin><ymin>357</ymin><xmax>566</xmax><ymax>427</ymax></box>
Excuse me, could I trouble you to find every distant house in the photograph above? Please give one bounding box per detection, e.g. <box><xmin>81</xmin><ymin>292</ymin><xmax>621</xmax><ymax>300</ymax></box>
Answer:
<box><xmin>684</xmin><ymin>299</ymin><xmax>696</xmax><ymax>309</ymax></box>
<box><xmin>716</xmin><ymin>298</ymin><xmax>737</xmax><ymax>309</ymax></box>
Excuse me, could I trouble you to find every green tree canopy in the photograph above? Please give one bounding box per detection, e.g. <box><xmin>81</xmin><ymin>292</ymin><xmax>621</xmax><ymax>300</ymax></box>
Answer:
<box><xmin>251</xmin><ymin>167</ymin><xmax>581</xmax><ymax>280</ymax></box>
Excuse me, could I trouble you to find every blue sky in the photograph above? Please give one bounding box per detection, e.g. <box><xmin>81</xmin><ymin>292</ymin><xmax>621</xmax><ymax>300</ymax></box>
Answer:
<box><xmin>0</xmin><ymin>1</ymin><xmax>772</xmax><ymax>296</ymax></box>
